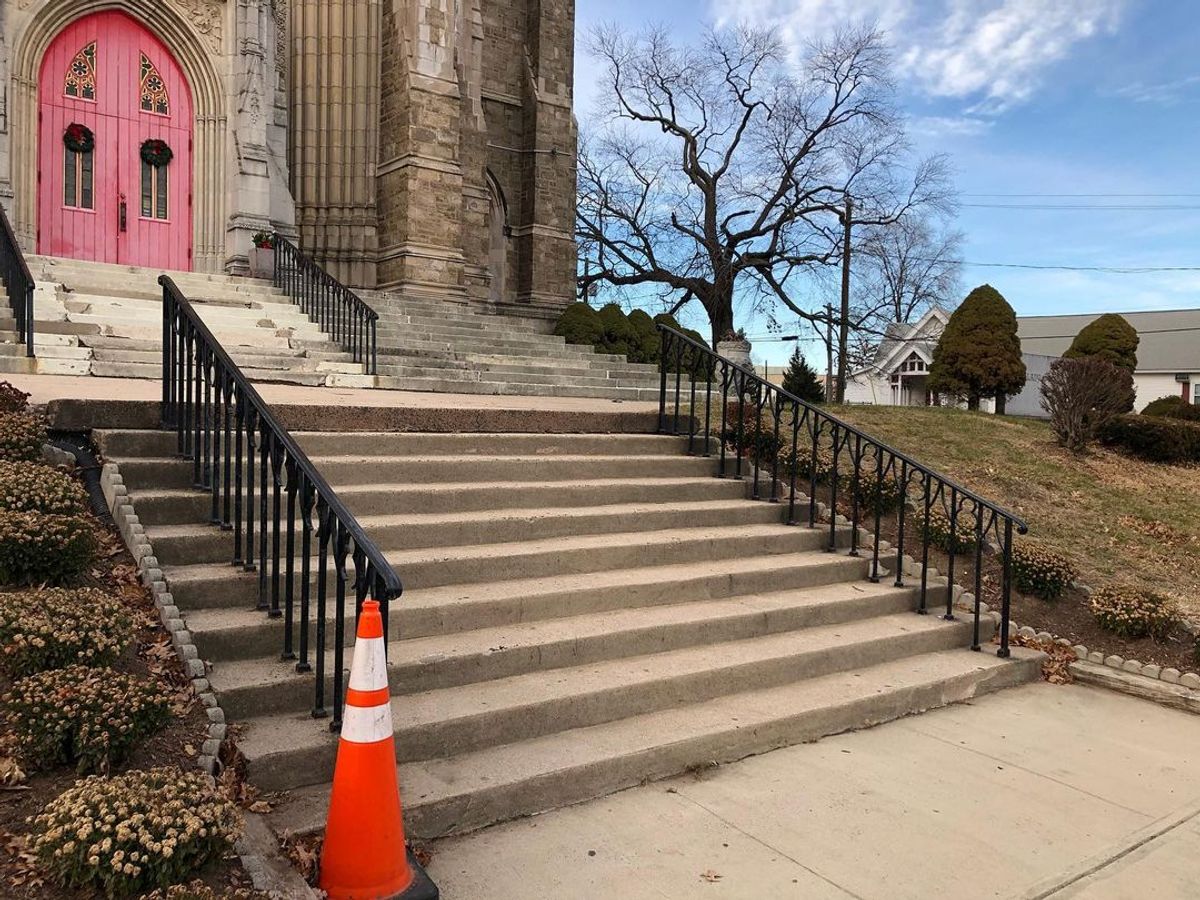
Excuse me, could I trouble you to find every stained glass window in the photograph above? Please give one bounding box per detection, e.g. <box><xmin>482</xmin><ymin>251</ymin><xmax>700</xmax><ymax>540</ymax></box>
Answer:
<box><xmin>64</xmin><ymin>42</ymin><xmax>97</xmax><ymax>101</ymax></box>
<box><xmin>141</xmin><ymin>160</ymin><xmax>168</xmax><ymax>220</ymax></box>
<box><xmin>139</xmin><ymin>53</ymin><xmax>169</xmax><ymax>115</ymax></box>
<box><xmin>64</xmin><ymin>149</ymin><xmax>94</xmax><ymax>210</ymax></box>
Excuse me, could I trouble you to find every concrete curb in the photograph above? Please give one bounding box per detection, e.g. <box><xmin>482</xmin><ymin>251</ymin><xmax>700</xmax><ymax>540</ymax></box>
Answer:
<box><xmin>94</xmin><ymin>452</ymin><xmax>317</xmax><ymax>899</ymax></box>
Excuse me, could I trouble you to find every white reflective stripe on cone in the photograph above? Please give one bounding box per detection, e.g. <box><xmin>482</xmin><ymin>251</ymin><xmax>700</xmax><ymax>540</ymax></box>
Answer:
<box><xmin>348</xmin><ymin>636</ymin><xmax>388</xmax><ymax>691</ymax></box>
<box><xmin>340</xmin><ymin>702</ymin><xmax>394</xmax><ymax>744</ymax></box>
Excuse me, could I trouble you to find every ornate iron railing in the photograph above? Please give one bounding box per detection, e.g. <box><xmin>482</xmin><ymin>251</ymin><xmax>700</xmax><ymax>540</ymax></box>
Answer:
<box><xmin>657</xmin><ymin>324</ymin><xmax>1028</xmax><ymax>657</ymax></box>
<box><xmin>272</xmin><ymin>235</ymin><xmax>378</xmax><ymax>374</ymax></box>
<box><xmin>0</xmin><ymin>203</ymin><xmax>34</xmax><ymax>358</ymax></box>
<box><xmin>161</xmin><ymin>275</ymin><xmax>401</xmax><ymax>729</ymax></box>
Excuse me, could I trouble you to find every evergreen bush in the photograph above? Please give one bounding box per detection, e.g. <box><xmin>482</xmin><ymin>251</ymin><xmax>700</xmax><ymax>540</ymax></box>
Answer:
<box><xmin>30</xmin><ymin>767</ymin><xmax>241</xmax><ymax>896</ymax></box>
<box><xmin>0</xmin><ymin>509</ymin><xmax>97</xmax><ymax>584</ymax></box>
<box><xmin>552</xmin><ymin>303</ymin><xmax>603</xmax><ymax>347</ymax></box>
<box><xmin>596</xmin><ymin>303</ymin><xmax>639</xmax><ymax>358</ymax></box>
<box><xmin>780</xmin><ymin>346</ymin><xmax>824</xmax><ymax>403</ymax></box>
<box><xmin>1063</xmin><ymin>313</ymin><xmax>1139</xmax><ymax>370</ymax></box>
<box><xmin>1098</xmin><ymin>415</ymin><xmax>1200</xmax><ymax>463</ymax></box>
<box><xmin>927</xmin><ymin>285</ymin><xmax>1026</xmax><ymax>411</ymax></box>
<box><xmin>627</xmin><ymin>309</ymin><xmax>661</xmax><ymax>364</ymax></box>
<box><xmin>5</xmin><ymin>665</ymin><xmax>172</xmax><ymax>773</ymax></box>
<box><xmin>1141</xmin><ymin>395</ymin><xmax>1200</xmax><ymax>421</ymax></box>
<box><xmin>0</xmin><ymin>587</ymin><xmax>135</xmax><ymax>676</ymax></box>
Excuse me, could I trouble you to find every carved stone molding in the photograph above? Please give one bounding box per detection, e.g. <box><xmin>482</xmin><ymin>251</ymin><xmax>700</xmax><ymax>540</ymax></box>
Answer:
<box><xmin>171</xmin><ymin>0</ymin><xmax>223</xmax><ymax>53</ymax></box>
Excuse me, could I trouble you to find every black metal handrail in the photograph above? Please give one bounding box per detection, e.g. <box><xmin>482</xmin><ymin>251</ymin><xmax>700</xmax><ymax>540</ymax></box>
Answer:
<box><xmin>272</xmin><ymin>235</ymin><xmax>378</xmax><ymax>374</ymax></box>
<box><xmin>0</xmin><ymin>204</ymin><xmax>34</xmax><ymax>358</ymax></box>
<box><xmin>657</xmin><ymin>324</ymin><xmax>1028</xmax><ymax>657</ymax></box>
<box><xmin>161</xmin><ymin>275</ymin><xmax>400</xmax><ymax>729</ymax></box>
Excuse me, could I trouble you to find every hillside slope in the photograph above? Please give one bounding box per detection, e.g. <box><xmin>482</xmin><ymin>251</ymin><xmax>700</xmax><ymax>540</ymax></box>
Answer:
<box><xmin>836</xmin><ymin>406</ymin><xmax>1200</xmax><ymax>618</ymax></box>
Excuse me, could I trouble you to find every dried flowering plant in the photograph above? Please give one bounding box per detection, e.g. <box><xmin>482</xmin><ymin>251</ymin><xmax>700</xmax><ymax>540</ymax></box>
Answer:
<box><xmin>0</xmin><ymin>461</ymin><xmax>88</xmax><ymax>515</ymax></box>
<box><xmin>0</xmin><ymin>411</ymin><xmax>47</xmax><ymax>462</ymax></box>
<box><xmin>0</xmin><ymin>381</ymin><xmax>30</xmax><ymax>414</ymax></box>
<box><xmin>139</xmin><ymin>879</ymin><xmax>258</xmax><ymax>899</ymax></box>
<box><xmin>0</xmin><ymin>587</ymin><xmax>135</xmax><ymax>676</ymax></box>
<box><xmin>1090</xmin><ymin>586</ymin><xmax>1180</xmax><ymax>639</ymax></box>
<box><xmin>922</xmin><ymin>507</ymin><xmax>978</xmax><ymax>555</ymax></box>
<box><xmin>5</xmin><ymin>665</ymin><xmax>172</xmax><ymax>773</ymax></box>
<box><xmin>29</xmin><ymin>766</ymin><xmax>242</xmax><ymax>896</ymax></box>
<box><xmin>0</xmin><ymin>509</ymin><xmax>97</xmax><ymax>584</ymax></box>
<box><xmin>1010</xmin><ymin>541</ymin><xmax>1076</xmax><ymax>601</ymax></box>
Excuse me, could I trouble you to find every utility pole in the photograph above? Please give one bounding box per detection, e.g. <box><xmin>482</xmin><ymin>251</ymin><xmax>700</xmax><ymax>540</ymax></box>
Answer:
<box><xmin>836</xmin><ymin>192</ymin><xmax>852</xmax><ymax>404</ymax></box>
<box><xmin>825</xmin><ymin>302</ymin><xmax>834</xmax><ymax>403</ymax></box>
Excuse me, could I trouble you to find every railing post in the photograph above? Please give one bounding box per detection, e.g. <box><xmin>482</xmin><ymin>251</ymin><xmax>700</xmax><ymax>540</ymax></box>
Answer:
<box><xmin>998</xmin><ymin>519</ymin><xmax>1014</xmax><ymax>658</ymax></box>
<box><xmin>23</xmin><ymin>284</ymin><xmax>33</xmax><ymax>358</ymax></box>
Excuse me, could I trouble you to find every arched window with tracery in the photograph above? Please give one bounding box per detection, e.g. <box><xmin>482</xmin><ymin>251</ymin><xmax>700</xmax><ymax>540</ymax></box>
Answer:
<box><xmin>140</xmin><ymin>53</ymin><xmax>170</xmax><ymax>115</ymax></box>
<box><xmin>63</xmin><ymin>42</ymin><xmax>97</xmax><ymax>101</ymax></box>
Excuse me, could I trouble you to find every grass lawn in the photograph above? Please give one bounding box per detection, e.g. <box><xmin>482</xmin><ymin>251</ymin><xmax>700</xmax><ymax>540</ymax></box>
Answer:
<box><xmin>833</xmin><ymin>406</ymin><xmax>1200</xmax><ymax>623</ymax></box>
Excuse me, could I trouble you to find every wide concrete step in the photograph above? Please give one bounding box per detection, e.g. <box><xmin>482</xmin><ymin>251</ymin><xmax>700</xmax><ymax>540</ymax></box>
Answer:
<box><xmin>199</xmin><ymin>576</ymin><xmax>921</xmax><ymax>686</ymax></box>
<box><xmin>163</xmin><ymin>525</ymin><xmax>848</xmax><ymax>609</ymax></box>
<box><xmin>149</xmin><ymin>499</ymin><xmax>788</xmax><ymax>565</ymax></box>
<box><xmin>89</xmin><ymin>360</ymin><xmax>330</xmax><ymax>387</ymax></box>
<box><xmin>267</xmin><ymin>646</ymin><xmax>1042</xmax><ymax>838</ymax></box>
<box><xmin>367</xmin><ymin>376</ymin><xmax>659</xmax><ymax>401</ymax></box>
<box><xmin>61</xmin><ymin>293</ymin><xmax>316</xmax><ymax>325</ymax></box>
<box><xmin>123</xmin><ymin>476</ymin><xmax>746</xmax><ymax>525</ymax></box>
<box><xmin>98</xmin><ymin>430</ymin><xmax>688</xmax><ymax>459</ymax></box>
<box><xmin>115</xmin><ymin>453</ymin><xmax>713</xmax><ymax>490</ymax></box>
<box><xmin>239</xmin><ymin>611</ymin><xmax>980</xmax><ymax>792</ymax></box>
<box><xmin>88</xmin><ymin>347</ymin><xmax>362</xmax><ymax>374</ymax></box>
<box><xmin>370</xmin><ymin>367</ymin><xmax>655</xmax><ymax>390</ymax></box>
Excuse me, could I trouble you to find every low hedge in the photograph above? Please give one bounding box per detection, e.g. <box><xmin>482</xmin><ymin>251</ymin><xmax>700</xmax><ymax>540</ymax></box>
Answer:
<box><xmin>30</xmin><ymin>766</ymin><xmax>242</xmax><ymax>896</ymax></box>
<box><xmin>1141</xmin><ymin>395</ymin><xmax>1200</xmax><ymax>421</ymax></box>
<box><xmin>0</xmin><ymin>587</ymin><xmax>135</xmax><ymax>676</ymax></box>
<box><xmin>1098</xmin><ymin>414</ymin><xmax>1200</xmax><ymax>463</ymax></box>
<box><xmin>0</xmin><ymin>509</ymin><xmax>97</xmax><ymax>585</ymax></box>
<box><xmin>5</xmin><ymin>665</ymin><xmax>172</xmax><ymax>773</ymax></box>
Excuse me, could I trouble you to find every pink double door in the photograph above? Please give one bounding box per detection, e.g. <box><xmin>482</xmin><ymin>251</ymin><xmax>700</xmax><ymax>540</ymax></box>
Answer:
<box><xmin>38</xmin><ymin>11</ymin><xmax>193</xmax><ymax>270</ymax></box>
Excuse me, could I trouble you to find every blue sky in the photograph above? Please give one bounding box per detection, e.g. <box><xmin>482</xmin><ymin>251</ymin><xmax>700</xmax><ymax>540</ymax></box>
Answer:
<box><xmin>573</xmin><ymin>0</ymin><xmax>1200</xmax><ymax>367</ymax></box>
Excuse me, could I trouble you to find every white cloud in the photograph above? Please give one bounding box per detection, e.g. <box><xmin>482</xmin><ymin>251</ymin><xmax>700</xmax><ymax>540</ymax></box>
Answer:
<box><xmin>908</xmin><ymin>115</ymin><xmax>993</xmax><ymax>138</ymax></box>
<box><xmin>1111</xmin><ymin>74</ymin><xmax>1200</xmax><ymax>106</ymax></box>
<box><xmin>711</xmin><ymin>0</ymin><xmax>1127</xmax><ymax>113</ymax></box>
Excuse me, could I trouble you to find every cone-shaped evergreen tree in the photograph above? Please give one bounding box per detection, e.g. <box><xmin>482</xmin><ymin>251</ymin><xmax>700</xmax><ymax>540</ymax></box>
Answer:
<box><xmin>928</xmin><ymin>284</ymin><xmax>1026</xmax><ymax>412</ymax></box>
<box><xmin>1063</xmin><ymin>313</ymin><xmax>1139</xmax><ymax>370</ymax></box>
<box><xmin>780</xmin><ymin>345</ymin><xmax>824</xmax><ymax>403</ymax></box>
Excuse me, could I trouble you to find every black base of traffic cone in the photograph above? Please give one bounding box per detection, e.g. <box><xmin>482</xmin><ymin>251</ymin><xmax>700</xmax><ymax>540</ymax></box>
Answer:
<box><xmin>398</xmin><ymin>847</ymin><xmax>439</xmax><ymax>900</ymax></box>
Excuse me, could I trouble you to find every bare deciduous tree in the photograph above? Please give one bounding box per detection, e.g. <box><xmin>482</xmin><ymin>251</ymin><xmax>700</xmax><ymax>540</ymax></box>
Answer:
<box><xmin>576</xmin><ymin>23</ymin><xmax>954</xmax><ymax>353</ymax></box>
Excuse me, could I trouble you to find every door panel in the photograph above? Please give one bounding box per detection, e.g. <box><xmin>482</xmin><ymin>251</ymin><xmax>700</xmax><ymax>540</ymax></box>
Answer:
<box><xmin>38</xmin><ymin>11</ymin><xmax>193</xmax><ymax>270</ymax></box>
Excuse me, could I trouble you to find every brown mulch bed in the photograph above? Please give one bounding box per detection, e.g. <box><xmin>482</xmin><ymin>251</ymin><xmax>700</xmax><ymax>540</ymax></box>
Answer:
<box><xmin>0</xmin><ymin>512</ymin><xmax>264</xmax><ymax>898</ymax></box>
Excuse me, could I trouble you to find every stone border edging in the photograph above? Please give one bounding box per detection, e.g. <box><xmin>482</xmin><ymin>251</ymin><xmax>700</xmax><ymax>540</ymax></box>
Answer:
<box><xmin>95</xmin><ymin>454</ymin><xmax>317</xmax><ymax>899</ymax></box>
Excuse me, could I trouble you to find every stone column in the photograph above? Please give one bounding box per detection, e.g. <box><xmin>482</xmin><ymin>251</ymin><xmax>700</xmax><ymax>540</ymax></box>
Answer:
<box><xmin>289</xmin><ymin>0</ymin><xmax>381</xmax><ymax>286</ymax></box>
<box><xmin>514</xmin><ymin>0</ymin><xmax>576</xmax><ymax>311</ymax></box>
<box><xmin>375</xmin><ymin>0</ymin><xmax>466</xmax><ymax>299</ymax></box>
<box><xmin>225</xmin><ymin>0</ymin><xmax>294</xmax><ymax>274</ymax></box>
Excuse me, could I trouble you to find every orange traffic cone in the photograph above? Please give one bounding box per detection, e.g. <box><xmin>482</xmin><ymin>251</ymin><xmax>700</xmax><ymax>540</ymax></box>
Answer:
<box><xmin>319</xmin><ymin>599</ymin><xmax>438</xmax><ymax>900</ymax></box>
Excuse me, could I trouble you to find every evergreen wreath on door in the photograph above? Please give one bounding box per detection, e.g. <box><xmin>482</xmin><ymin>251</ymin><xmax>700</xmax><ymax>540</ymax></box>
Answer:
<box><xmin>63</xmin><ymin>123</ymin><xmax>95</xmax><ymax>154</ymax></box>
<box><xmin>139</xmin><ymin>138</ymin><xmax>173</xmax><ymax>167</ymax></box>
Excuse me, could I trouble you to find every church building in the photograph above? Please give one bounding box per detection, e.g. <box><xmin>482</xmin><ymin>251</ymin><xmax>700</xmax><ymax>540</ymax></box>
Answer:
<box><xmin>0</xmin><ymin>0</ymin><xmax>577</xmax><ymax>318</ymax></box>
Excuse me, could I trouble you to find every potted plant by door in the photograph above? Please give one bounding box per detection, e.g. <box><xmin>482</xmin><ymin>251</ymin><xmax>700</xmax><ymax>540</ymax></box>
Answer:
<box><xmin>249</xmin><ymin>231</ymin><xmax>275</xmax><ymax>278</ymax></box>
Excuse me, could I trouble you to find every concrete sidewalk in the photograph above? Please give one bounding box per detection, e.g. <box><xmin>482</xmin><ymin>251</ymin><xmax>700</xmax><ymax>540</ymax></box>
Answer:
<box><xmin>425</xmin><ymin>683</ymin><xmax>1200</xmax><ymax>899</ymax></box>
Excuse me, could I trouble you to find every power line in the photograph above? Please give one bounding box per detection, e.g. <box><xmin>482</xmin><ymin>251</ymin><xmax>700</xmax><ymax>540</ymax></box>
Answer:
<box><xmin>961</xmin><ymin>202</ymin><xmax>1200</xmax><ymax>210</ymax></box>
<box><xmin>913</xmin><ymin>257</ymin><xmax>1200</xmax><ymax>273</ymax></box>
<box><xmin>962</xmin><ymin>192</ymin><xmax>1200</xmax><ymax>199</ymax></box>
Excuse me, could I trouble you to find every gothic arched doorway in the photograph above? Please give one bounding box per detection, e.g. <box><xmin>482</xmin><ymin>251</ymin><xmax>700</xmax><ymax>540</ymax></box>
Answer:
<box><xmin>37</xmin><ymin>10</ymin><xmax>193</xmax><ymax>269</ymax></box>
<box><xmin>486</xmin><ymin>173</ymin><xmax>508</xmax><ymax>304</ymax></box>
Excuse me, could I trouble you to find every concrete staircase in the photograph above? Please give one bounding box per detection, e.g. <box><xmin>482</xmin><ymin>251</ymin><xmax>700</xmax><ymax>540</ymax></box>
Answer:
<box><xmin>5</xmin><ymin>256</ymin><xmax>366</xmax><ymax>386</ymax></box>
<box><xmin>354</xmin><ymin>287</ymin><xmax>666</xmax><ymax>401</ymax></box>
<box><xmin>0</xmin><ymin>256</ymin><xmax>667</xmax><ymax>399</ymax></box>
<box><xmin>96</xmin><ymin>425</ymin><xmax>1041</xmax><ymax>841</ymax></box>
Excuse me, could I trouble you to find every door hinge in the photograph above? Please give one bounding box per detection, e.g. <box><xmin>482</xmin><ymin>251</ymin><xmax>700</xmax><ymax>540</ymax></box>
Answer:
<box><xmin>188</xmin><ymin>192</ymin><xmax>193</xmax><ymax>208</ymax></box>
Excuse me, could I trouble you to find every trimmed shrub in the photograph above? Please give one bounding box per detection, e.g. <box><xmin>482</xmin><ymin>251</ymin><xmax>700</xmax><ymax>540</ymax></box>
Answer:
<box><xmin>928</xmin><ymin>284</ymin><xmax>1026</xmax><ymax>411</ymax></box>
<box><xmin>0</xmin><ymin>410</ymin><xmax>47</xmax><ymax>462</ymax></box>
<box><xmin>1063</xmin><ymin>313</ymin><xmax>1139</xmax><ymax>371</ymax></box>
<box><xmin>5</xmin><ymin>665</ymin><xmax>172</xmax><ymax>773</ymax></box>
<box><xmin>553</xmin><ymin>302</ymin><xmax>603</xmax><ymax>347</ymax></box>
<box><xmin>0</xmin><ymin>461</ymin><xmax>88</xmax><ymax>514</ymax></box>
<box><xmin>1141</xmin><ymin>395</ymin><xmax>1200</xmax><ymax>422</ymax></box>
<box><xmin>1039</xmin><ymin>356</ymin><xmax>1135</xmax><ymax>451</ymax></box>
<box><xmin>0</xmin><ymin>587</ymin><xmax>135</xmax><ymax>676</ymax></box>
<box><xmin>0</xmin><ymin>509</ymin><xmax>97</xmax><ymax>585</ymax></box>
<box><xmin>1011</xmin><ymin>542</ymin><xmax>1076</xmax><ymax>600</ymax></box>
<box><xmin>0</xmin><ymin>381</ymin><xmax>30</xmax><ymax>413</ymax></box>
<box><xmin>627</xmin><ymin>309</ymin><xmax>661</xmax><ymax>364</ymax></box>
<box><xmin>1098</xmin><ymin>414</ymin><xmax>1200</xmax><ymax>464</ymax></box>
<box><xmin>922</xmin><ymin>507</ymin><xmax>977</xmax><ymax>554</ymax></box>
<box><xmin>30</xmin><ymin>766</ymin><xmax>242</xmax><ymax>897</ymax></box>
<box><xmin>596</xmin><ymin>303</ymin><xmax>639</xmax><ymax>359</ymax></box>
<box><xmin>1090</xmin><ymin>586</ymin><xmax>1180</xmax><ymax>639</ymax></box>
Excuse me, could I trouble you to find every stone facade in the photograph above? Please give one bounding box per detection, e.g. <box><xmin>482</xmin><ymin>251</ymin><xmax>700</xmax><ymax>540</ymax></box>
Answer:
<box><xmin>0</xmin><ymin>0</ymin><xmax>575</xmax><ymax>314</ymax></box>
